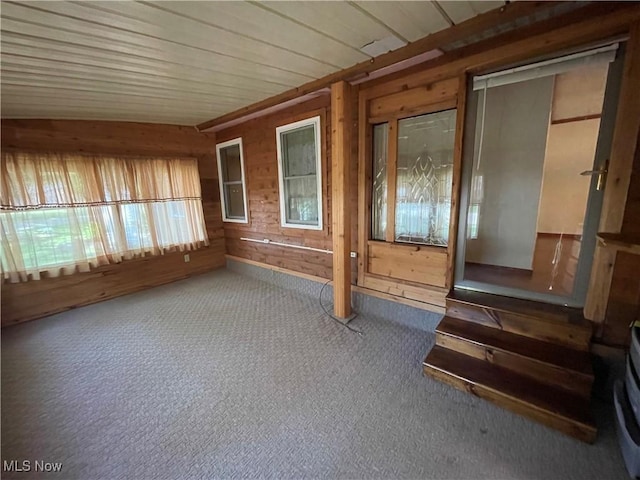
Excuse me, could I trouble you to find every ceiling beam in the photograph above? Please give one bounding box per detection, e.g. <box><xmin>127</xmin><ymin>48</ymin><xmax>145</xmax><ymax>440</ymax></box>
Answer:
<box><xmin>359</xmin><ymin>1</ymin><xmax>639</xmax><ymax>99</ymax></box>
<box><xmin>196</xmin><ymin>0</ymin><xmax>564</xmax><ymax>131</ymax></box>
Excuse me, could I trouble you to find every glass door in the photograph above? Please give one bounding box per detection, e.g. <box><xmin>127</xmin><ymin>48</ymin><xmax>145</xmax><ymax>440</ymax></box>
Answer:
<box><xmin>455</xmin><ymin>43</ymin><xmax>624</xmax><ymax>307</ymax></box>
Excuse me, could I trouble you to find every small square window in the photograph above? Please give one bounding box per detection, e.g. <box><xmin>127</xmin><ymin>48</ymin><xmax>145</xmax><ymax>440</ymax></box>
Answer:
<box><xmin>216</xmin><ymin>138</ymin><xmax>248</xmax><ymax>223</ymax></box>
<box><xmin>275</xmin><ymin>116</ymin><xmax>323</xmax><ymax>230</ymax></box>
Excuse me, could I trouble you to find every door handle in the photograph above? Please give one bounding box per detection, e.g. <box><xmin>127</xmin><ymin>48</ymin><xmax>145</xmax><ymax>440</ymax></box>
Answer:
<box><xmin>580</xmin><ymin>160</ymin><xmax>609</xmax><ymax>191</ymax></box>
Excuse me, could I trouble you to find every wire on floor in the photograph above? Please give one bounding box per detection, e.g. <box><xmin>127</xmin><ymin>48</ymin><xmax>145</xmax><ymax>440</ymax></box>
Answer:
<box><xmin>319</xmin><ymin>279</ymin><xmax>363</xmax><ymax>336</ymax></box>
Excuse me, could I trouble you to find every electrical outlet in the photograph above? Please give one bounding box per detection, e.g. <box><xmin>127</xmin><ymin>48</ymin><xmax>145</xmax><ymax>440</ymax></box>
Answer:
<box><xmin>184</xmin><ymin>254</ymin><xmax>190</xmax><ymax>263</ymax></box>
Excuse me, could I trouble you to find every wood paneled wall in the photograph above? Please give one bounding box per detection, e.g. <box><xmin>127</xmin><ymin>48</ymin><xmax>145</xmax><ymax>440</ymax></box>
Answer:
<box><xmin>600</xmin><ymin>129</ymin><xmax>640</xmax><ymax>346</ymax></box>
<box><xmin>216</xmin><ymin>96</ymin><xmax>359</xmax><ymax>282</ymax></box>
<box><xmin>1</xmin><ymin>120</ymin><xmax>225</xmax><ymax>326</ymax></box>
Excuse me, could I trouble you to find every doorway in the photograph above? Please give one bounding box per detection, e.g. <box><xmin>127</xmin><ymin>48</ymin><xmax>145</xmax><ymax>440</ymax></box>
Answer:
<box><xmin>455</xmin><ymin>43</ymin><xmax>624</xmax><ymax>307</ymax></box>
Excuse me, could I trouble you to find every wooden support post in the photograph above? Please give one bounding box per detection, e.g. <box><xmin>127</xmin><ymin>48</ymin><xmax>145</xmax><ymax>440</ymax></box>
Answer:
<box><xmin>331</xmin><ymin>81</ymin><xmax>352</xmax><ymax>319</ymax></box>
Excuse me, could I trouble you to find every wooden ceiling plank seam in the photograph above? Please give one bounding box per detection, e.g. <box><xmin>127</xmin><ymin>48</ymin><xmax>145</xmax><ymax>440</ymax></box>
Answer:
<box><xmin>0</xmin><ymin>19</ymin><xmax>322</xmax><ymax>83</ymax></box>
<box><xmin>0</xmin><ymin>15</ymin><xmax>160</xmax><ymax>57</ymax></box>
<box><xmin>437</xmin><ymin>1</ymin><xmax>505</xmax><ymax>26</ymax></box>
<box><xmin>246</xmin><ymin>0</ymin><xmax>373</xmax><ymax>58</ymax></box>
<box><xmin>196</xmin><ymin>1</ymin><xmax>566</xmax><ymax>131</ymax></box>
<box><xmin>251</xmin><ymin>1</ymin><xmax>393</xmax><ymax>52</ymax></box>
<box><xmin>0</xmin><ymin>110</ymin><xmax>211</xmax><ymax>125</ymax></box>
<box><xmin>1</xmin><ymin>107</ymin><xmax>221</xmax><ymax>119</ymax></box>
<box><xmin>0</xmin><ymin>79</ymin><xmax>262</xmax><ymax>105</ymax></box>
<box><xmin>0</xmin><ymin>19</ymin><xmax>318</xmax><ymax>85</ymax></box>
<box><xmin>0</xmin><ymin>106</ymin><xmax>211</xmax><ymax>116</ymax></box>
<box><xmin>2</xmin><ymin>94</ymin><xmax>238</xmax><ymax>112</ymax></box>
<box><xmin>0</xmin><ymin>71</ymin><xmax>270</xmax><ymax>103</ymax></box>
<box><xmin>0</xmin><ymin>47</ymin><xmax>301</xmax><ymax>91</ymax></box>
<box><xmin>1</xmin><ymin>87</ymin><xmax>244</xmax><ymax>106</ymax></box>
<box><xmin>433</xmin><ymin>1</ymin><xmax>456</xmax><ymax>27</ymax></box>
<box><xmin>22</xmin><ymin>0</ymin><xmax>343</xmax><ymax>72</ymax></box>
<box><xmin>0</xmin><ymin>110</ymin><xmax>208</xmax><ymax>119</ymax></box>
<box><xmin>0</xmin><ymin>66</ymin><xmax>281</xmax><ymax>99</ymax></box>
<box><xmin>2</xmin><ymin>1</ymin><xmax>333</xmax><ymax>78</ymax></box>
<box><xmin>1</xmin><ymin>102</ymin><xmax>216</xmax><ymax>115</ymax></box>
<box><xmin>0</xmin><ymin>56</ymin><xmax>287</xmax><ymax>95</ymax></box>
<box><xmin>353</xmin><ymin>1</ymin><xmax>450</xmax><ymax>43</ymax></box>
<box><xmin>3</xmin><ymin>38</ymin><xmax>308</xmax><ymax>92</ymax></box>
<box><xmin>0</xmin><ymin>81</ymin><xmax>257</xmax><ymax>105</ymax></box>
<box><xmin>1</xmin><ymin>101</ymin><xmax>236</xmax><ymax>115</ymax></box>
<box><xmin>136</xmin><ymin>0</ymin><xmax>368</xmax><ymax>68</ymax></box>
<box><xmin>347</xmin><ymin>1</ymin><xmax>411</xmax><ymax>44</ymax></box>
<box><xmin>131</xmin><ymin>1</ymin><xmax>345</xmax><ymax>70</ymax></box>
<box><xmin>0</xmin><ymin>43</ymin><xmax>302</xmax><ymax>92</ymax></box>
<box><xmin>1</xmin><ymin>99</ymin><xmax>227</xmax><ymax>116</ymax></box>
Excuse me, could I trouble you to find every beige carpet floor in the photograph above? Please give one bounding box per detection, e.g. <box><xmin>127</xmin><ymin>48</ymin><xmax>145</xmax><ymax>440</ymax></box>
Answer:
<box><xmin>1</xmin><ymin>269</ymin><xmax>628</xmax><ymax>479</ymax></box>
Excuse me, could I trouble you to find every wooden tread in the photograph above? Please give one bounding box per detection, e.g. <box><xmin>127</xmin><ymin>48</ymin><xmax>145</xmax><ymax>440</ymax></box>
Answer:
<box><xmin>436</xmin><ymin>316</ymin><xmax>594</xmax><ymax>397</ymax></box>
<box><xmin>447</xmin><ymin>290</ymin><xmax>586</xmax><ymax>322</ymax></box>
<box><xmin>446</xmin><ymin>289</ymin><xmax>593</xmax><ymax>350</ymax></box>
<box><xmin>423</xmin><ymin>345</ymin><xmax>597</xmax><ymax>443</ymax></box>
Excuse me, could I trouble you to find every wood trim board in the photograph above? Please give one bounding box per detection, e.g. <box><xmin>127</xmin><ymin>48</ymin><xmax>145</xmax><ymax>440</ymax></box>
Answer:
<box><xmin>226</xmin><ymin>255</ymin><xmax>445</xmax><ymax>314</ymax></box>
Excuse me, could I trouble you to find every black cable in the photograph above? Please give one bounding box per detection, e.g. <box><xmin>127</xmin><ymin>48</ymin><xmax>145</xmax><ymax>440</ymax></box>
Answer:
<box><xmin>319</xmin><ymin>279</ymin><xmax>363</xmax><ymax>336</ymax></box>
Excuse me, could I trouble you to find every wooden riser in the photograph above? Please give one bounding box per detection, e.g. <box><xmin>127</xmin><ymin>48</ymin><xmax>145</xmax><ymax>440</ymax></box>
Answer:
<box><xmin>436</xmin><ymin>316</ymin><xmax>594</xmax><ymax>397</ymax></box>
<box><xmin>423</xmin><ymin>346</ymin><xmax>597</xmax><ymax>443</ymax></box>
<box><xmin>446</xmin><ymin>291</ymin><xmax>593</xmax><ymax>351</ymax></box>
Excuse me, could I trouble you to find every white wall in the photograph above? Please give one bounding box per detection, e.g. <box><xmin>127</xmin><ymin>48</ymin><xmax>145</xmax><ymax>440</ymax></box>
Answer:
<box><xmin>536</xmin><ymin>119</ymin><xmax>601</xmax><ymax>235</ymax></box>
<box><xmin>537</xmin><ymin>65</ymin><xmax>607</xmax><ymax>235</ymax></box>
<box><xmin>551</xmin><ymin>64</ymin><xmax>608</xmax><ymax>121</ymax></box>
<box><xmin>465</xmin><ymin>76</ymin><xmax>553</xmax><ymax>270</ymax></box>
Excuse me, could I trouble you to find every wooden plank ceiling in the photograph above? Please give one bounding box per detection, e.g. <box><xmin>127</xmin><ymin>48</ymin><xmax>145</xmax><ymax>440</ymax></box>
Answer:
<box><xmin>0</xmin><ymin>0</ymin><xmax>505</xmax><ymax>126</ymax></box>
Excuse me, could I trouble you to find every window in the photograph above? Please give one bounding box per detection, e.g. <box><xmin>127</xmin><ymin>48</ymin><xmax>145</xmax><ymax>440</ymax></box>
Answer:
<box><xmin>371</xmin><ymin>123</ymin><xmax>388</xmax><ymax>241</ymax></box>
<box><xmin>216</xmin><ymin>138</ymin><xmax>248</xmax><ymax>223</ymax></box>
<box><xmin>1</xmin><ymin>152</ymin><xmax>209</xmax><ymax>282</ymax></box>
<box><xmin>371</xmin><ymin>109</ymin><xmax>456</xmax><ymax>246</ymax></box>
<box><xmin>276</xmin><ymin>116</ymin><xmax>323</xmax><ymax>230</ymax></box>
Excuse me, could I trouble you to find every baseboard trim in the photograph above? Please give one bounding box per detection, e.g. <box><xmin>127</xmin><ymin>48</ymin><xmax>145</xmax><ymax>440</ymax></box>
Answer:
<box><xmin>225</xmin><ymin>255</ymin><xmax>328</xmax><ymax>285</ymax></box>
<box><xmin>225</xmin><ymin>254</ymin><xmax>445</xmax><ymax>315</ymax></box>
<box><xmin>2</xmin><ymin>258</ymin><xmax>226</xmax><ymax>328</ymax></box>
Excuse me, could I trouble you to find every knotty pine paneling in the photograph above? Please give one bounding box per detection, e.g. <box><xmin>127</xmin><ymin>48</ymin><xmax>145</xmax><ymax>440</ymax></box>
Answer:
<box><xmin>599</xmin><ymin>130</ymin><xmax>640</xmax><ymax>346</ymax></box>
<box><xmin>367</xmin><ymin>242</ymin><xmax>448</xmax><ymax>288</ymax></box>
<box><xmin>1</xmin><ymin>245</ymin><xmax>225</xmax><ymax>326</ymax></box>
<box><xmin>1</xmin><ymin>119</ymin><xmax>225</xmax><ymax>326</ymax></box>
<box><xmin>601</xmin><ymin>252</ymin><xmax>640</xmax><ymax>346</ymax></box>
<box><xmin>216</xmin><ymin>95</ymin><xmax>359</xmax><ymax>282</ymax></box>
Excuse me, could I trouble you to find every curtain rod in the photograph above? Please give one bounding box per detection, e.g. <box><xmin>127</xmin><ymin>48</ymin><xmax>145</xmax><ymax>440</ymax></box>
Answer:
<box><xmin>473</xmin><ymin>43</ymin><xmax>619</xmax><ymax>91</ymax></box>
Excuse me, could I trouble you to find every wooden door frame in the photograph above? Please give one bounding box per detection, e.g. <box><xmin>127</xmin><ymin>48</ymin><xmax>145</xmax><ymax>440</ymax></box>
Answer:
<box><xmin>585</xmin><ymin>22</ymin><xmax>640</xmax><ymax>323</ymax></box>
<box><xmin>355</xmin><ymin>8</ymin><xmax>640</xmax><ymax>314</ymax></box>
<box><xmin>357</xmin><ymin>76</ymin><xmax>462</xmax><ymax>299</ymax></box>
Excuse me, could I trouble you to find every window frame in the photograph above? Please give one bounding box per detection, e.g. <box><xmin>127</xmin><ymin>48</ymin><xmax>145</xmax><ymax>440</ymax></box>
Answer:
<box><xmin>216</xmin><ymin>137</ymin><xmax>249</xmax><ymax>224</ymax></box>
<box><xmin>275</xmin><ymin>116</ymin><xmax>323</xmax><ymax>231</ymax></box>
<box><xmin>370</xmin><ymin>107</ymin><xmax>457</xmax><ymax>247</ymax></box>
<box><xmin>1</xmin><ymin>153</ymin><xmax>209</xmax><ymax>282</ymax></box>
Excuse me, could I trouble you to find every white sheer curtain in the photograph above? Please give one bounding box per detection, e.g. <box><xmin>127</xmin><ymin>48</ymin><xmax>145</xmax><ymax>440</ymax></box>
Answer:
<box><xmin>1</xmin><ymin>152</ymin><xmax>209</xmax><ymax>282</ymax></box>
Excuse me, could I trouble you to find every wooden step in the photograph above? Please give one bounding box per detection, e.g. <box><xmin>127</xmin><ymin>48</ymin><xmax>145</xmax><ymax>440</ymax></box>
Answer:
<box><xmin>436</xmin><ymin>316</ymin><xmax>594</xmax><ymax>397</ymax></box>
<box><xmin>446</xmin><ymin>289</ymin><xmax>593</xmax><ymax>350</ymax></box>
<box><xmin>423</xmin><ymin>345</ymin><xmax>597</xmax><ymax>443</ymax></box>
